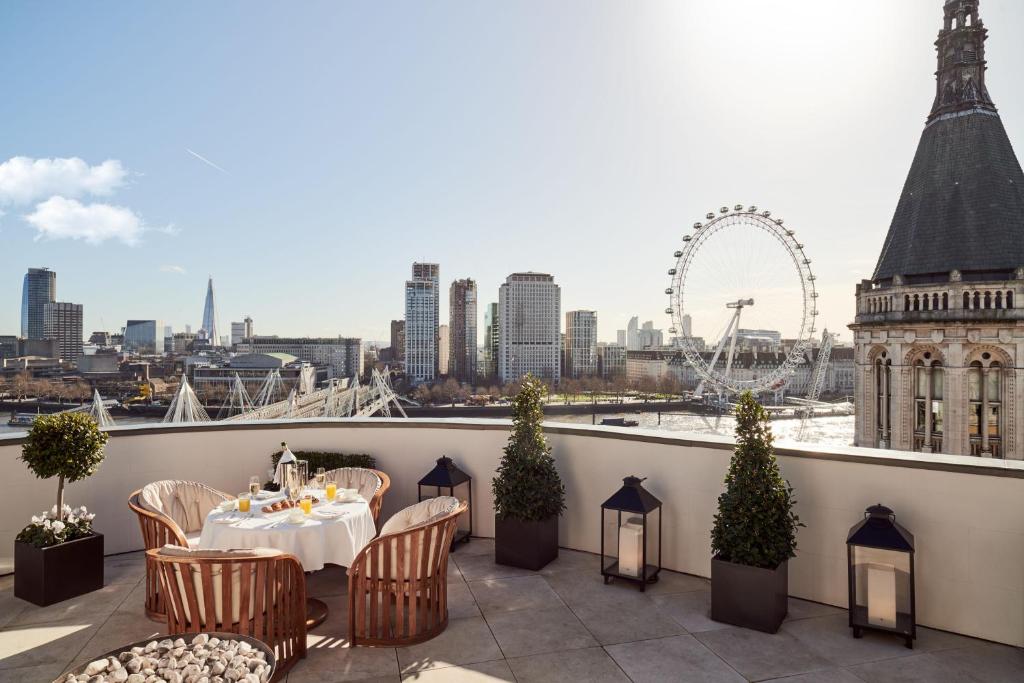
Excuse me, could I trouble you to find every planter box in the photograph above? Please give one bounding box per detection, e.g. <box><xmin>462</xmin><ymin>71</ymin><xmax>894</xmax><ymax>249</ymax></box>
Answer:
<box><xmin>711</xmin><ymin>555</ymin><xmax>788</xmax><ymax>633</ymax></box>
<box><xmin>14</xmin><ymin>532</ymin><xmax>104</xmax><ymax>606</ymax></box>
<box><xmin>495</xmin><ymin>516</ymin><xmax>558</xmax><ymax>570</ymax></box>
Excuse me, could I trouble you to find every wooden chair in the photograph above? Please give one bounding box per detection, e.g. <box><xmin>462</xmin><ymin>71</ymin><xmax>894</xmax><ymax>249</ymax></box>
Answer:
<box><xmin>129</xmin><ymin>481</ymin><xmax>233</xmax><ymax>620</ymax></box>
<box><xmin>148</xmin><ymin>546</ymin><xmax>307</xmax><ymax>680</ymax></box>
<box><xmin>320</xmin><ymin>467</ymin><xmax>391</xmax><ymax>528</ymax></box>
<box><xmin>347</xmin><ymin>498</ymin><xmax>467</xmax><ymax>646</ymax></box>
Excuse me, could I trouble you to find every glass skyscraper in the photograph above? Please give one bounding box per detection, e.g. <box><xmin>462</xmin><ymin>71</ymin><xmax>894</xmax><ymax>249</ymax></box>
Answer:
<box><xmin>21</xmin><ymin>268</ymin><xmax>56</xmax><ymax>340</ymax></box>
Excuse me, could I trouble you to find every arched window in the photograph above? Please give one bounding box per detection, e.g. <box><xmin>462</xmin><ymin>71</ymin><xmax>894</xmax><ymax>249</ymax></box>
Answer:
<box><xmin>932</xmin><ymin>293</ymin><xmax>939</xmax><ymax>310</ymax></box>
<box><xmin>906</xmin><ymin>295</ymin><xmax>912</xmax><ymax>311</ymax></box>
<box><xmin>973</xmin><ymin>292</ymin><xmax>981</xmax><ymax>309</ymax></box>
<box><xmin>995</xmin><ymin>291</ymin><xmax>1003</xmax><ymax>309</ymax></box>
<box><xmin>984</xmin><ymin>291</ymin><xmax>992</xmax><ymax>309</ymax></box>
<box><xmin>942</xmin><ymin>293</ymin><xmax>949</xmax><ymax>310</ymax></box>
<box><xmin>914</xmin><ymin>357</ymin><xmax>943</xmax><ymax>452</ymax></box>
<box><xmin>922</xmin><ymin>295</ymin><xmax>929</xmax><ymax>311</ymax></box>
<box><xmin>1008</xmin><ymin>291</ymin><xmax>1014</xmax><ymax>309</ymax></box>
<box><xmin>969</xmin><ymin>359</ymin><xmax>1002</xmax><ymax>457</ymax></box>
<box><xmin>913</xmin><ymin>294</ymin><xmax>920</xmax><ymax>311</ymax></box>
<box><xmin>964</xmin><ymin>292</ymin><xmax>970</xmax><ymax>309</ymax></box>
<box><xmin>875</xmin><ymin>355</ymin><xmax>891</xmax><ymax>447</ymax></box>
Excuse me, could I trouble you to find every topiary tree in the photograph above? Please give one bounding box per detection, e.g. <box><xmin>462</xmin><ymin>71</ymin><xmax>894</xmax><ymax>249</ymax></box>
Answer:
<box><xmin>492</xmin><ymin>374</ymin><xmax>566</xmax><ymax>521</ymax></box>
<box><xmin>711</xmin><ymin>391</ymin><xmax>802</xmax><ymax>569</ymax></box>
<box><xmin>21</xmin><ymin>412</ymin><xmax>109</xmax><ymax>522</ymax></box>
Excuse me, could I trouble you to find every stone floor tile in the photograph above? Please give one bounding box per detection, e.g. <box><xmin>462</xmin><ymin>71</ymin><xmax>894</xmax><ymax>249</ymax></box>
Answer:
<box><xmin>695</xmin><ymin>626</ymin><xmax>834</xmax><ymax>680</ymax></box>
<box><xmin>569</xmin><ymin>594</ymin><xmax>685</xmax><ymax>645</ymax></box>
<box><xmin>468</xmin><ymin>575</ymin><xmax>563</xmax><ymax>615</ymax></box>
<box><xmin>0</xmin><ymin>584</ymin><xmax>28</xmax><ymax>630</ymax></box>
<box><xmin>543</xmin><ymin>564</ymin><xmax>654</xmax><ymax>609</ymax></box>
<box><xmin>291</xmin><ymin>632</ymin><xmax>400</xmax><ymax>682</ymax></box>
<box><xmin>452</xmin><ymin>553</ymin><xmax>537</xmax><ymax>582</ymax></box>
<box><xmin>928</xmin><ymin>642</ymin><xmax>1024</xmax><ymax>683</ymax></box>
<box><xmin>306</xmin><ymin>565</ymin><xmax>350</xmax><ymax>598</ymax></box>
<box><xmin>640</xmin><ymin>569</ymin><xmax>711</xmax><ymax>596</ymax></box>
<box><xmin>445</xmin><ymin>581</ymin><xmax>481</xmax><ymax>620</ymax></box>
<box><xmin>7</xmin><ymin>582</ymin><xmax>133</xmax><ymax>628</ymax></box>
<box><xmin>786</xmin><ymin>597</ymin><xmax>846</xmax><ymax>622</ymax></box>
<box><xmin>536</xmin><ymin>548</ymin><xmax>600</xmax><ymax>576</ymax></box>
<box><xmin>0</xmin><ymin>662</ymin><xmax>69</xmax><ymax>683</ymax></box>
<box><xmin>506</xmin><ymin>646</ymin><xmax>630</xmax><ymax>682</ymax></box>
<box><xmin>446</xmin><ymin>559</ymin><xmax>465</xmax><ymax>584</ymax></box>
<box><xmin>484</xmin><ymin>605</ymin><xmax>597</xmax><ymax>658</ymax></box>
<box><xmin>396</xmin><ymin>616</ymin><xmax>503</xmax><ymax>674</ymax></box>
<box><xmin>651</xmin><ymin>588</ymin><xmax>730</xmax><ymax>633</ymax></box>
<box><xmin>64</xmin><ymin>612</ymin><xmax>166</xmax><ymax>671</ymax></box>
<box><xmin>0</xmin><ymin>621</ymin><xmax>96</xmax><ymax>671</ymax></box>
<box><xmin>451</xmin><ymin>538</ymin><xmax>494</xmax><ymax>558</ymax></box>
<box><xmin>102</xmin><ymin>552</ymin><xmax>147</xmax><ymax>585</ymax></box>
<box><xmin>846</xmin><ymin>651</ymin><xmax>988</xmax><ymax>682</ymax></box>
<box><xmin>761</xmin><ymin>670</ymin><xmax>867</xmax><ymax>682</ymax></box>
<box><xmin>605</xmin><ymin>634</ymin><xmax>745</xmax><ymax>683</ymax></box>
<box><xmin>112</xmin><ymin>581</ymin><xmax>151</xmax><ymax>618</ymax></box>
<box><xmin>400</xmin><ymin>659</ymin><xmax>514</xmax><ymax>682</ymax></box>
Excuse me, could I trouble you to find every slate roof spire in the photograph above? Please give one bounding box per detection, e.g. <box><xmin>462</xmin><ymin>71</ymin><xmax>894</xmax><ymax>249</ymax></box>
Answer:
<box><xmin>871</xmin><ymin>0</ymin><xmax>1024</xmax><ymax>284</ymax></box>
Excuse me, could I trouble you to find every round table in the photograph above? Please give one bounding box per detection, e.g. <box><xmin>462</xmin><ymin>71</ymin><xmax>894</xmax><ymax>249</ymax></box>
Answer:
<box><xmin>198</xmin><ymin>490</ymin><xmax>376</xmax><ymax>628</ymax></box>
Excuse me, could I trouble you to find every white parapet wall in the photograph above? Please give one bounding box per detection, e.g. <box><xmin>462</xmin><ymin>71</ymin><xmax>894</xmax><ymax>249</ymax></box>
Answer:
<box><xmin>1</xmin><ymin>418</ymin><xmax>1022</xmax><ymax>647</ymax></box>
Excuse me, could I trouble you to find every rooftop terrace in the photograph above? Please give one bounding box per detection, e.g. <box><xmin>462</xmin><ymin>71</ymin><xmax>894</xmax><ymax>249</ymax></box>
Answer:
<box><xmin>1</xmin><ymin>419</ymin><xmax>1022</xmax><ymax>681</ymax></box>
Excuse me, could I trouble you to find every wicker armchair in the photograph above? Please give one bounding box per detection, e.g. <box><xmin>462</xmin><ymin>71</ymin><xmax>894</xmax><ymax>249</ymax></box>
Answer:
<box><xmin>148</xmin><ymin>546</ymin><xmax>307</xmax><ymax>679</ymax></box>
<box><xmin>129</xmin><ymin>481</ymin><xmax>233</xmax><ymax>620</ymax></box>
<box><xmin>319</xmin><ymin>467</ymin><xmax>391</xmax><ymax>528</ymax></box>
<box><xmin>347</xmin><ymin>497</ymin><xmax>467</xmax><ymax>646</ymax></box>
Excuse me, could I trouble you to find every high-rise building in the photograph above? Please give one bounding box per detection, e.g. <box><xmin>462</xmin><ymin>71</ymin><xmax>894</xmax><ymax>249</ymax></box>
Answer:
<box><xmin>21</xmin><ymin>268</ymin><xmax>56</xmax><ymax>340</ymax></box>
<box><xmin>0</xmin><ymin>335</ymin><xmax>19</xmax><ymax>361</ymax></box>
<box><xmin>43</xmin><ymin>302</ymin><xmax>83</xmax><ymax>363</ymax></box>
<box><xmin>390</xmin><ymin>320</ymin><xmax>405</xmax><ymax>362</ymax></box>
<box><xmin>682</xmin><ymin>314</ymin><xmax>692</xmax><ymax>338</ymax></box>
<box><xmin>231</xmin><ymin>322</ymin><xmax>246</xmax><ymax>347</ymax></box>
<box><xmin>404</xmin><ymin>263</ymin><xmax>439</xmax><ymax>385</ymax></box>
<box><xmin>237</xmin><ymin>336</ymin><xmax>363</xmax><ymax>378</ymax></box>
<box><xmin>851</xmin><ymin>0</ymin><xmax>1024</xmax><ymax>460</ymax></box>
<box><xmin>626</xmin><ymin>316</ymin><xmax>640</xmax><ymax>350</ymax></box>
<box><xmin>639</xmin><ymin>321</ymin><xmax>663</xmax><ymax>349</ymax></box>
<box><xmin>438</xmin><ymin>324</ymin><xmax>450</xmax><ymax>376</ymax></box>
<box><xmin>565</xmin><ymin>310</ymin><xmax>598</xmax><ymax>378</ymax></box>
<box><xmin>449</xmin><ymin>278</ymin><xmax>478</xmax><ymax>382</ymax></box>
<box><xmin>598</xmin><ymin>344</ymin><xmax>627</xmax><ymax>379</ymax></box>
<box><xmin>616</xmin><ymin>329</ymin><xmax>627</xmax><ymax>347</ymax></box>
<box><xmin>498</xmin><ymin>272</ymin><xmax>561</xmax><ymax>384</ymax></box>
<box><xmin>244</xmin><ymin>316</ymin><xmax>253</xmax><ymax>339</ymax></box>
<box><xmin>123</xmin><ymin>320</ymin><xmax>164</xmax><ymax>355</ymax></box>
<box><xmin>483</xmin><ymin>303</ymin><xmax>499</xmax><ymax>379</ymax></box>
<box><xmin>201</xmin><ymin>276</ymin><xmax>219</xmax><ymax>346</ymax></box>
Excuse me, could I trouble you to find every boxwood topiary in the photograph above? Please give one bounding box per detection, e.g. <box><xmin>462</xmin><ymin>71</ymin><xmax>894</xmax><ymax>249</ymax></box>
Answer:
<box><xmin>711</xmin><ymin>391</ymin><xmax>802</xmax><ymax>569</ymax></box>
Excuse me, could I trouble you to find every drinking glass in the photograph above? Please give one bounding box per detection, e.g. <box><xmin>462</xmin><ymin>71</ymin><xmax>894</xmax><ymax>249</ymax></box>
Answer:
<box><xmin>238</xmin><ymin>494</ymin><xmax>252</xmax><ymax>514</ymax></box>
<box><xmin>249</xmin><ymin>476</ymin><xmax>260</xmax><ymax>496</ymax></box>
<box><xmin>300</xmin><ymin>493</ymin><xmax>313</xmax><ymax>515</ymax></box>
<box><xmin>325</xmin><ymin>481</ymin><xmax>337</xmax><ymax>502</ymax></box>
<box><xmin>315</xmin><ymin>467</ymin><xmax>326</xmax><ymax>488</ymax></box>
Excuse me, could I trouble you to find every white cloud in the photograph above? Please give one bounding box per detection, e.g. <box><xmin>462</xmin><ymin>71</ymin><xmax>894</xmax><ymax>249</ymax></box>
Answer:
<box><xmin>0</xmin><ymin>156</ymin><xmax>127</xmax><ymax>206</ymax></box>
<box><xmin>25</xmin><ymin>196</ymin><xmax>143</xmax><ymax>245</ymax></box>
<box><xmin>160</xmin><ymin>264</ymin><xmax>187</xmax><ymax>274</ymax></box>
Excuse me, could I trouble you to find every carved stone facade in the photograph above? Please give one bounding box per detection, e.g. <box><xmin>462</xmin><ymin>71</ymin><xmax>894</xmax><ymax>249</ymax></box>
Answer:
<box><xmin>851</xmin><ymin>1</ymin><xmax>1024</xmax><ymax>460</ymax></box>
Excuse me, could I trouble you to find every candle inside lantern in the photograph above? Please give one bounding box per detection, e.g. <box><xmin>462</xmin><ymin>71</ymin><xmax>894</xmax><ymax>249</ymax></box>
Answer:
<box><xmin>866</xmin><ymin>562</ymin><xmax>898</xmax><ymax>628</ymax></box>
<box><xmin>618</xmin><ymin>517</ymin><xmax>644</xmax><ymax>577</ymax></box>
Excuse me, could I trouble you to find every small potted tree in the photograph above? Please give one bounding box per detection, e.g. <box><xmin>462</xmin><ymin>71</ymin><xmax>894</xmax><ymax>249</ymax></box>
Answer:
<box><xmin>710</xmin><ymin>391</ymin><xmax>802</xmax><ymax>633</ymax></box>
<box><xmin>493</xmin><ymin>374</ymin><xmax>566</xmax><ymax>570</ymax></box>
<box><xmin>15</xmin><ymin>412</ymin><xmax>109</xmax><ymax>605</ymax></box>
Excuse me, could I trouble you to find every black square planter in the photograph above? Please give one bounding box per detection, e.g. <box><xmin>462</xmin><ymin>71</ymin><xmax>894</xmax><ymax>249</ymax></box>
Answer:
<box><xmin>14</xmin><ymin>532</ymin><xmax>104</xmax><ymax>606</ymax></box>
<box><xmin>710</xmin><ymin>556</ymin><xmax>788</xmax><ymax>633</ymax></box>
<box><xmin>494</xmin><ymin>515</ymin><xmax>558</xmax><ymax>570</ymax></box>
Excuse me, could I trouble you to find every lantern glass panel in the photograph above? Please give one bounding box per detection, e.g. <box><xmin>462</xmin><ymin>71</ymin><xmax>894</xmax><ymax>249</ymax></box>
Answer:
<box><xmin>601</xmin><ymin>507</ymin><xmax>660</xmax><ymax>581</ymax></box>
<box><xmin>851</xmin><ymin>546</ymin><xmax>912</xmax><ymax>632</ymax></box>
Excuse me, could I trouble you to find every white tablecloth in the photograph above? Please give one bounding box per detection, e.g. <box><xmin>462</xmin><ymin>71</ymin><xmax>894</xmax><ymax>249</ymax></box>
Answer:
<box><xmin>197</xmin><ymin>490</ymin><xmax>376</xmax><ymax>572</ymax></box>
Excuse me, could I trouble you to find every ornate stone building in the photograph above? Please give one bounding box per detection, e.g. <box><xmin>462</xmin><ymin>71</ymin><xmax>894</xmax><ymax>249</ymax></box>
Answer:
<box><xmin>851</xmin><ymin>0</ymin><xmax>1024</xmax><ymax>459</ymax></box>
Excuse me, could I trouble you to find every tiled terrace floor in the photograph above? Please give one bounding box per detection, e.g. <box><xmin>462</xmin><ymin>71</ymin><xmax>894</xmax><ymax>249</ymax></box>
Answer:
<box><xmin>2</xmin><ymin>541</ymin><xmax>1022</xmax><ymax>682</ymax></box>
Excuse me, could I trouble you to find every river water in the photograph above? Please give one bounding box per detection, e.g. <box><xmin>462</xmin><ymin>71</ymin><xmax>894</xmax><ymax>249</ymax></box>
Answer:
<box><xmin>1</xmin><ymin>411</ymin><xmax>855</xmax><ymax>446</ymax></box>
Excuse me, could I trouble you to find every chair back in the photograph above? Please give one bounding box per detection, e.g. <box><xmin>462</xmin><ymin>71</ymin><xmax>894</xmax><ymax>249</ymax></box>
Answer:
<box><xmin>321</xmin><ymin>467</ymin><xmax>390</xmax><ymax>527</ymax></box>
<box><xmin>148</xmin><ymin>546</ymin><xmax>307</xmax><ymax>677</ymax></box>
<box><xmin>138</xmin><ymin>480</ymin><xmax>232</xmax><ymax>534</ymax></box>
<box><xmin>348</xmin><ymin>499</ymin><xmax>467</xmax><ymax>646</ymax></box>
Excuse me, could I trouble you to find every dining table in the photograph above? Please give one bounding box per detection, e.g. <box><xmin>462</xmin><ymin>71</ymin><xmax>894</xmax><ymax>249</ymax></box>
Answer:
<box><xmin>198</xmin><ymin>488</ymin><xmax>376</xmax><ymax>628</ymax></box>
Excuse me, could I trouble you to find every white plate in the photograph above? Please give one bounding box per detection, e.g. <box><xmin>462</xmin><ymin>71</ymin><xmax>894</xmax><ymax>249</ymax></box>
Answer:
<box><xmin>314</xmin><ymin>510</ymin><xmax>342</xmax><ymax>520</ymax></box>
<box><xmin>211</xmin><ymin>517</ymin><xmax>237</xmax><ymax>524</ymax></box>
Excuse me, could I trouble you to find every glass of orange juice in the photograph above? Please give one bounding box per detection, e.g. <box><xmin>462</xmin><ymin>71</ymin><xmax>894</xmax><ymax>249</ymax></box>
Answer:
<box><xmin>325</xmin><ymin>482</ymin><xmax>337</xmax><ymax>502</ymax></box>
<box><xmin>238</xmin><ymin>494</ymin><xmax>251</xmax><ymax>514</ymax></box>
<box><xmin>300</xmin><ymin>493</ymin><xmax>313</xmax><ymax>515</ymax></box>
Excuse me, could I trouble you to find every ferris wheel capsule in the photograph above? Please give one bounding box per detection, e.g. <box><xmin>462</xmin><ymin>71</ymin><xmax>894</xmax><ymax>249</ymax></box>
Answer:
<box><xmin>668</xmin><ymin>327</ymin><xmax>677</xmax><ymax>334</ymax></box>
<box><xmin>693</xmin><ymin>222</ymin><xmax>702</xmax><ymax>230</ymax></box>
<box><xmin>734</xmin><ymin>204</ymin><xmax>744</xmax><ymax>211</ymax></box>
<box><xmin>668</xmin><ymin>268</ymin><xmax>677</xmax><ymax>275</ymax></box>
<box><xmin>682</xmin><ymin>235</ymin><xmax>692</xmax><ymax>242</ymax></box>
<box><xmin>664</xmin><ymin>307</ymin><xmax>673</xmax><ymax>315</ymax></box>
<box><xmin>749</xmin><ymin>205</ymin><xmax>758</xmax><ymax>213</ymax></box>
<box><xmin>776</xmin><ymin>219</ymin><xmax>785</xmax><ymax>225</ymax></box>
<box><xmin>674</xmin><ymin>250</ymin><xmax>683</xmax><ymax>257</ymax></box>
<box><xmin>706</xmin><ymin>212</ymin><xmax>715</xmax><ymax>220</ymax></box>
<box><xmin>762</xmin><ymin>210</ymin><xmax>772</xmax><ymax>217</ymax></box>
<box><xmin>665</xmin><ymin>288</ymin><xmax>673</xmax><ymax>295</ymax></box>
<box><xmin>720</xmin><ymin>206</ymin><xmax>729</xmax><ymax>214</ymax></box>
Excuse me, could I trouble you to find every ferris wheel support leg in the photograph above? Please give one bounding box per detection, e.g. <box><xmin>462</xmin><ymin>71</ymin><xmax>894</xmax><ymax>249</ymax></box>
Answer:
<box><xmin>697</xmin><ymin>303</ymin><xmax>744</xmax><ymax>399</ymax></box>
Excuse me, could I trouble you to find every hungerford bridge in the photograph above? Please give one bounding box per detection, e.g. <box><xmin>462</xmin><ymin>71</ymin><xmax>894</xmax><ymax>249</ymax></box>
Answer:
<box><xmin>161</xmin><ymin>367</ymin><xmax>408</xmax><ymax>424</ymax></box>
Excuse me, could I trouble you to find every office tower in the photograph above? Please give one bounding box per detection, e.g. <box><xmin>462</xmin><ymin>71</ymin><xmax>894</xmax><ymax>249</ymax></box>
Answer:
<box><xmin>231</xmin><ymin>322</ymin><xmax>246</xmax><ymax>347</ymax></box>
<box><xmin>498</xmin><ymin>272</ymin><xmax>561</xmax><ymax>384</ymax></box>
<box><xmin>21</xmin><ymin>268</ymin><xmax>56</xmax><ymax>340</ymax></box>
<box><xmin>201</xmin><ymin>276</ymin><xmax>219</xmax><ymax>346</ymax></box>
<box><xmin>449</xmin><ymin>278</ymin><xmax>478</xmax><ymax>382</ymax></box>
<box><xmin>616</xmin><ymin>329</ymin><xmax>626</xmax><ymax>347</ymax></box>
<box><xmin>124</xmin><ymin>320</ymin><xmax>164</xmax><ymax>355</ymax></box>
<box><xmin>639</xmin><ymin>321</ymin><xmax>664</xmax><ymax>349</ymax></box>
<box><xmin>626</xmin><ymin>316</ymin><xmax>640</xmax><ymax>350</ymax></box>
<box><xmin>244</xmin><ymin>316</ymin><xmax>254</xmax><ymax>339</ymax></box>
<box><xmin>43</xmin><ymin>302</ymin><xmax>83</xmax><ymax>363</ymax></box>
<box><xmin>390</xmin><ymin>320</ymin><xmax>406</xmax><ymax>362</ymax></box>
<box><xmin>565</xmin><ymin>310</ymin><xmax>598</xmax><ymax>378</ymax></box>
<box><xmin>851</xmin><ymin>0</ymin><xmax>1024</xmax><ymax>459</ymax></box>
<box><xmin>438</xmin><ymin>324</ymin><xmax>450</xmax><ymax>376</ymax></box>
<box><xmin>682</xmin><ymin>314</ymin><xmax>692</xmax><ymax>338</ymax></box>
<box><xmin>404</xmin><ymin>263</ymin><xmax>440</xmax><ymax>385</ymax></box>
<box><xmin>0</xmin><ymin>335</ymin><xmax>17</xmax><ymax>361</ymax></box>
<box><xmin>598</xmin><ymin>344</ymin><xmax>627</xmax><ymax>379</ymax></box>
<box><xmin>484</xmin><ymin>303</ymin><xmax>499</xmax><ymax>379</ymax></box>
<box><xmin>238</xmin><ymin>336</ymin><xmax>363</xmax><ymax>378</ymax></box>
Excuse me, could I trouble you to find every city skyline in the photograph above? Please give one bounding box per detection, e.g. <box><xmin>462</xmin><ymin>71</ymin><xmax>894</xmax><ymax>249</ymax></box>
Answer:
<box><xmin>2</xmin><ymin>2</ymin><xmax>1024</xmax><ymax>344</ymax></box>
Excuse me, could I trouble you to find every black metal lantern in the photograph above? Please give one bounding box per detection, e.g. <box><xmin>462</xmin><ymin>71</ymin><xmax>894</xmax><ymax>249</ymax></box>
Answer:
<box><xmin>601</xmin><ymin>476</ymin><xmax>662</xmax><ymax>591</ymax></box>
<box><xmin>418</xmin><ymin>456</ymin><xmax>472</xmax><ymax>546</ymax></box>
<box><xmin>847</xmin><ymin>504</ymin><xmax>916</xmax><ymax>648</ymax></box>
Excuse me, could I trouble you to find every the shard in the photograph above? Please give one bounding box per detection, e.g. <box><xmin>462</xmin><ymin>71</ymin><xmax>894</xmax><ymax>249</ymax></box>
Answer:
<box><xmin>201</xmin><ymin>276</ymin><xmax>219</xmax><ymax>345</ymax></box>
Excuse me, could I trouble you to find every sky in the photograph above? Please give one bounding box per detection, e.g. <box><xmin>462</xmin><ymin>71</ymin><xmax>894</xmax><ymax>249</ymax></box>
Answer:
<box><xmin>2</xmin><ymin>0</ymin><xmax>1023</xmax><ymax>346</ymax></box>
